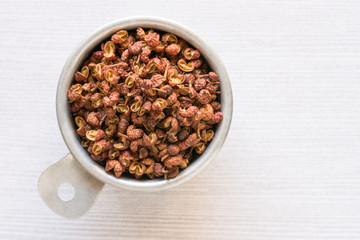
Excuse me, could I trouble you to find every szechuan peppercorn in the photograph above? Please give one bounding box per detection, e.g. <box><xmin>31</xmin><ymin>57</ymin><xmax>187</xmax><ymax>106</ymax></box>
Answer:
<box><xmin>68</xmin><ymin>27</ymin><xmax>223</xmax><ymax>179</ymax></box>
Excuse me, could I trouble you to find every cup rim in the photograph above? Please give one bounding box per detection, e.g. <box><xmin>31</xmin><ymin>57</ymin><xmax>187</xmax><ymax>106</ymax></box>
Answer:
<box><xmin>56</xmin><ymin>16</ymin><xmax>233</xmax><ymax>191</ymax></box>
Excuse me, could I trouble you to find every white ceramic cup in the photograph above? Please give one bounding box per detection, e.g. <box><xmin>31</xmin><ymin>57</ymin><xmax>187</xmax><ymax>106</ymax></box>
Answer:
<box><xmin>38</xmin><ymin>16</ymin><xmax>233</xmax><ymax>218</ymax></box>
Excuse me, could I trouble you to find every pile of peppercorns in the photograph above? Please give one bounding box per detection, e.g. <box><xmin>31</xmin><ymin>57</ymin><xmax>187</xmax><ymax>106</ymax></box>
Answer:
<box><xmin>68</xmin><ymin>28</ymin><xmax>223</xmax><ymax>179</ymax></box>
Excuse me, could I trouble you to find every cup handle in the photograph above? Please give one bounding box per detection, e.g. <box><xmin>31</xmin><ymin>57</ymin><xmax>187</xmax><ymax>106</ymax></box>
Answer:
<box><xmin>38</xmin><ymin>153</ymin><xmax>104</xmax><ymax>218</ymax></box>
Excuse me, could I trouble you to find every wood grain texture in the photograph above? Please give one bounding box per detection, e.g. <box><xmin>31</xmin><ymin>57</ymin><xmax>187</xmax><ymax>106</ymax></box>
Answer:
<box><xmin>1</xmin><ymin>0</ymin><xmax>360</xmax><ymax>239</ymax></box>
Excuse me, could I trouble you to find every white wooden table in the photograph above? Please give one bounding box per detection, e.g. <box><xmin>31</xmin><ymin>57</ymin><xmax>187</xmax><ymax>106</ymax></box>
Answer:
<box><xmin>1</xmin><ymin>0</ymin><xmax>360</xmax><ymax>239</ymax></box>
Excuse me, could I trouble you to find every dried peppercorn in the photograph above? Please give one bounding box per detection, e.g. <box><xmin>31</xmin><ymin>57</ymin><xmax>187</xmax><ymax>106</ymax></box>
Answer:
<box><xmin>183</xmin><ymin>48</ymin><xmax>201</xmax><ymax>60</ymax></box>
<box><xmin>125</xmin><ymin>125</ymin><xmax>143</xmax><ymax>140</ymax></box>
<box><xmin>161</xmin><ymin>33</ymin><xmax>178</xmax><ymax>44</ymax></box>
<box><xmin>105</xmin><ymin>160</ymin><xmax>124</xmax><ymax>178</ymax></box>
<box><xmin>177</xmin><ymin>59</ymin><xmax>194</xmax><ymax>72</ymax></box>
<box><xmin>144</xmin><ymin>31</ymin><xmax>160</xmax><ymax>47</ymax></box>
<box><xmin>103</xmin><ymin>41</ymin><xmax>116</xmax><ymax>60</ymax></box>
<box><xmin>68</xmin><ymin>27</ymin><xmax>224</xmax><ymax>179</ymax></box>
<box><xmin>165</xmin><ymin>166</ymin><xmax>179</xmax><ymax>179</ymax></box>
<box><xmin>111</xmin><ymin>30</ymin><xmax>128</xmax><ymax>44</ymax></box>
<box><xmin>136</xmin><ymin>27</ymin><xmax>146</xmax><ymax>40</ymax></box>
<box><xmin>129</xmin><ymin>162</ymin><xmax>146</xmax><ymax>179</ymax></box>
<box><xmin>74</xmin><ymin>66</ymin><xmax>89</xmax><ymax>82</ymax></box>
<box><xmin>86</xmin><ymin>129</ymin><xmax>105</xmax><ymax>141</ymax></box>
<box><xmin>165</xmin><ymin>44</ymin><xmax>181</xmax><ymax>56</ymax></box>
